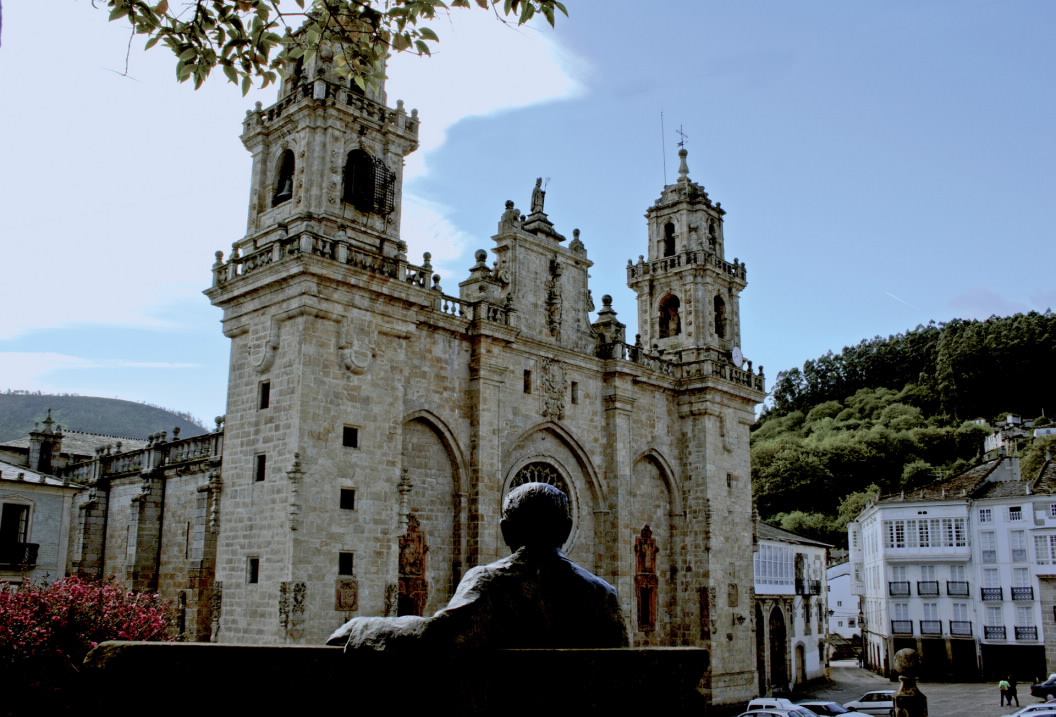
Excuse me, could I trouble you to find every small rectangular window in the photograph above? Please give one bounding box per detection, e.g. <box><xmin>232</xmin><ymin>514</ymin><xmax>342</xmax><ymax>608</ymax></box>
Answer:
<box><xmin>340</xmin><ymin>488</ymin><xmax>356</xmax><ymax>510</ymax></box>
<box><xmin>523</xmin><ymin>370</ymin><xmax>532</xmax><ymax>394</ymax></box>
<box><xmin>1009</xmin><ymin>506</ymin><xmax>1023</xmax><ymax>522</ymax></box>
<box><xmin>343</xmin><ymin>426</ymin><xmax>359</xmax><ymax>448</ymax></box>
<box><xmin>339</xmin><ymin>552</ymin><xmax>355</xmax><ymax>576</ymax></box>
<box><xmin>255</xmin><ymin>454</ymin><xmax>267</xmax><ymax>482</ymax></box>
<box><xmin>570</xmin><ymin>381</ymin><xmax>579</xmax><ymax>404</ymax></box>
<box><xmin>726</xmin><ymin>472</ymin><xmax>733</xmax><ymax>488</ymax></box>
<box><xmin>258</xmin><ymin>380</ymin><xmax>271</xmax><ymax>409</ymax></box>
<box><xmin>247</xmin><ymin>557</ymin><xmax>260</xmax><ymax>583</ymax></box>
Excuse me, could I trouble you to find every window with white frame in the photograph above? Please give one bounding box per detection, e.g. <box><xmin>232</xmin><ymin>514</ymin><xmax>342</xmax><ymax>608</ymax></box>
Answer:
<box><xmin>883</xmin><ymin>518</ymin><xmax>968</xmax><ymax>548</ymax></box>
<box><xmin>891</xmin><ymin>565</ymin><xmax>908</xmax><ymax>581</ymax></box>
<box><xmin>979</xmin><ymin>508</ymin><xmax>992</xmax><ymax>523</ymax></box>
<box><xmin>952</xmin><ymin>603</ymin><xmax>970</xmax><ymax>621</ymax></box>
<box><xmin>1016</xmin><ymin>605</ymin><xmax>1033</xmax><ymax>627</ymax></box>
<box><xmin>985</xmin><ymin>606</ymin><xmax>1003</xmax><ymax>627</ymax></box>
<box><xmin>951</xmin><ymin>564</ymin><xmax>967</xmax><ymax>581</ymax></box>
<box><xmin>981</xmin><ymin>531</ymin><xmax>997</xmax><ymax>563</ymax></box>
<box><xmin>1009</xmin><ymin>506</ymin><xmax>1023</xmax><ymax>522</ymax></box>
<box><xmin>920</xmin><ymin>565</ymin><xmax>936</xmax><ymax>580</ymax></box>
<box><xmin>1011</xmin><ymin>530</ymin><xmax>1027</xmax><ymax>562</ymax></box>
<box><xmin>892</xmin><ymin>602</ymin><xmax>910</xmax><ymax>621</ymax></box>
<box><xmin>1013</xmin><ymin>567</ymin><xmax>1030</xmax><ymax>587</ymax></box>
<box><xmin>754</xmin><ymin>543</ymin><xmax>794</xmax><ymax>587</ymax></box>
<box><xmin>983</xmin><ymin>568</ymin><xmax>1001</xmax><ymax>588</ymax></box>
<box><xmin>1035</xmin><ymin>534</ymin><xmax>1056</xmax><ymax>565</ymax></box>
<box><xmin>1050</xmin><ymin>504</ymin><xmax>1056</xmax><ymax>518</ymax></box>
<box><xmin>922</xmin><ymin>602</ymin><xmax>939</xmax><ymax>620</ymax></box>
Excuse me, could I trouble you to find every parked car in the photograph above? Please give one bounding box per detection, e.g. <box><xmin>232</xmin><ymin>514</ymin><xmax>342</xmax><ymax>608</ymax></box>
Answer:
<box><xmin>1006</xmin><ymin>706</ymin><xmax>1056</xmax><ymax>717</ymax></box>
<box><xmin>748</xmin><ymin>698</ymin><xmax>818</xmax><ymax>717</ymax></box>
<box><xmin>738</xmin><ymin>710</ymin><xmax>804</xmax><ymax>717</ymax></box>
<box><xmin>797</xmin><ymin>700</ymin><xmax>872</xmax><ymax>717</ymax></box>
<box><xmin>1032</xmin><ymin>675</ymin><xmax>1056</xmax><ymax>699</ymax></box>
<box><xmin>843</xmin><ymin>691</ymin><xmax>895</xmax><ymax>716</ymax></box>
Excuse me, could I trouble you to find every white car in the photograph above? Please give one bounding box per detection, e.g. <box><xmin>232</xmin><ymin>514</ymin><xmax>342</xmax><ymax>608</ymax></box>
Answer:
<box><xmin>797</xmin><ymin>700</ymin><xmax>872</xmax><ymax>717</ymax></box>
<box><xmin>843</xmin><ymin>691</ymin><xmax>895</xmax><ymax>716</ymax></box>
<box><xmin>746</xmin><ymin>700</ymin><xmax>818</xmax><ymax>717</ymax></box>
<box><xmin>1006</xmin><ymin>707</ymin><xmax>1056</xmax><ymax>717</ymax></box>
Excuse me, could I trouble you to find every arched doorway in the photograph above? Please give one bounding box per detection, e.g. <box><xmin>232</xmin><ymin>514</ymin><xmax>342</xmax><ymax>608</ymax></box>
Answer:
<box><xmin>769</xmin><ymin>606</ymin><xmax>788</xmax><ymax>691</ymax></box>
<box><xmin>795</xmin><ymin>643</ymin><xmax>806</xmax><ymax>685</ymax></box>
<box><xmin>756</xmin><ymin>604</ymin><xmax>766</xmax><ymax>694</ymax></box>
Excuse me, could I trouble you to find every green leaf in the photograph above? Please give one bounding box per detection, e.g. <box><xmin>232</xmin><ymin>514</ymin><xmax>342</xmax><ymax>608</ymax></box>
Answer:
<box><xmin>223</xmin><ymin>64</ymin><xmax>238</xmax><ymax>84</ymax></box>
<box><xmin>241</xmin><ymin>75</ymin><xmax>252</xmax><ymax>95</ymax></box>
<box><xmin>418</xmin><ymin>26</ymin><xmax>438</xmax><ymax>42</ymax></box>
<box><xmin>144</xmin><ymin>35</ymin><xmax>161</xmax><ymax>50</ymax></box>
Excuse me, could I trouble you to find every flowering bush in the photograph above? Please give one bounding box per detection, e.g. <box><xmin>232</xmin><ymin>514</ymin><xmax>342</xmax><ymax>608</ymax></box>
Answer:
<box><xmin>0</xmin><ymin>576</ymin><xmax>177</xmax><ymax>675</ymax></box>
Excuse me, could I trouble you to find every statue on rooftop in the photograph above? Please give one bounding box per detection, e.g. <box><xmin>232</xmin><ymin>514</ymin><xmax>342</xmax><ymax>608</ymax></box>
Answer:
<box><xmin>327</xmin><ymin>482</ymin><xmax>629</xmax><ymax>652</ymax></box>
<box><xmin>531</xmin><ymin>177</ymin><xmax>546</xmax><ymax>214</ymax></box>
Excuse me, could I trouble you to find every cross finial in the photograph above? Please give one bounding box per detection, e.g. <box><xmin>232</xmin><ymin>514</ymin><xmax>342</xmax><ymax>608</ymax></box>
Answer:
<box><xmin>676</xmin><ymin>125</ymin><xmax>689</xmax><ymax>149</ymax></box>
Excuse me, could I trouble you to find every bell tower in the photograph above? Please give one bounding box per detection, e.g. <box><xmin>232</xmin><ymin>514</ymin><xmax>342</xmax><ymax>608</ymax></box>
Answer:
<box><xmin>239</xmin><ymin>45</ymin><xmax>419</xmax><ymax>258</ymax></box>
<box><xmin>627</xmin><ymin>148</ymin><xmax>747</xmax><ymax>360</ymax></box>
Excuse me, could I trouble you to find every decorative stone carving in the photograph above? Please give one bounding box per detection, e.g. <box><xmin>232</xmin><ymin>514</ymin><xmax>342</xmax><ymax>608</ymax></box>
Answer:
<box><xmin>336</xmin><ymin>578</ymin><xmax>359</xmax><ymax>611</ymax></box>
<box><xmin>287</xmin><ymin>452</ymin><xmax>304</xmax><ymax>531</ymax></box>
<box><xmin>338</xmin><ymin>319</ymin><xmax>374</xmax><ymax>375</ymax></box>
<box><xmin>209</xmin><ymin>581</ymin><xmax>222</xmax><ymax>643</ymax></box>
<box><xmin>541</xmin><ymin>358</ymin><xmax>567</xmax><ymax>420</ymax></box>
<box><xmin>397</xmin><ymin>513</ymin><xmax>429</xmax><ymax>616</ymax></box>
<box><xmin>545</xmin><ymin>256</ymin><xmax>563</xmax><ymax>338</ymax></box>
<box><xmin>279</xmin><ymin>580</ymin><xmax>307</xmax><ymax>637</ymax></box>
<box><xmin>635</xmin><ymin>525</ymin><xmax>659</xmax><ymax>632</ymax></box>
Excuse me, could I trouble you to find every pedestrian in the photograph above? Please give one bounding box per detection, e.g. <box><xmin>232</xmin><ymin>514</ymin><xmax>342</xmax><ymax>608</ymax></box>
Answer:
<box><xmin>999</xmin><ymin>677</ymin><xmax>1010</xmax><ymax>706</ymax></box>
<box><xmin>1008</xmin><ymin>675</ymin><xmax>1019</xmax><ymax>707</ymax></box>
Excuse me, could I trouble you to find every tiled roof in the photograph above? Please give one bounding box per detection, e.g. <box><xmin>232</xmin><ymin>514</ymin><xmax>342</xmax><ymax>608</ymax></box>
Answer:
<box><xmin>877</xmin><ymin>456</ymin><xmax>1056</xmax><ymax>505</ymax></box>
<box><xmin>0</xmin><ymin>431</ymin><xmax>148</xmax><ymax>457</ymax></box>
<box><xmin>0</xmin><ymin>459</ymin><xmax>79</xmax><ymax>489</ymax></box>
<box><xmin>758</xmin><ymin>521</ymin><xmax>832</xmax><ymax>548</ymax></box>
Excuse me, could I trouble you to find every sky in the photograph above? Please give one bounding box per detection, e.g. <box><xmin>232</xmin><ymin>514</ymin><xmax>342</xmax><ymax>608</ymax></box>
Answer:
<box><xmin>0</xmin><ymin>0</ymin><xmax>1053</xmax><ymax>427</ymax></box>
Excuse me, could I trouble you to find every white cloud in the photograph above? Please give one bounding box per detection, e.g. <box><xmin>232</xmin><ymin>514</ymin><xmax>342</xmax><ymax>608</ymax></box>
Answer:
<box><xmin>0</xmin><ymin>352</ymin><xmax>201</xmax><ymax>393</ymax></box>
<box><xmin>386</xmin><ymin>11</ymin><xmax>585</xmax><ymax>180</ymax></box>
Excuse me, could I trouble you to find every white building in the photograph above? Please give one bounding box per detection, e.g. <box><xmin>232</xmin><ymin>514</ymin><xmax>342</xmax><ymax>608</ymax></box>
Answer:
<box><xmin>754</xmin><ymin>522</ymin><xmax>830</xmax><ymax>695</ymax></box>
<box><xmin>827</xmin><ymin>561</ymin><xmax>860</xmax><ymax>641</ymax></box>
<box><xmin>0</xmin><ymin>459</ymin><xmax>80</xmax><ymax>585</ymax></box>
<box><xmin>850</xmin><ymin>456</ymin><xmax>1056</xmax><ymax>680</ymax></box>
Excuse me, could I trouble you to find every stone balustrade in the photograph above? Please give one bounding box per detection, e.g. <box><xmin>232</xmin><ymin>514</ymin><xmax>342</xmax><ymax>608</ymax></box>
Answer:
<box><xmin>59</xmin><ymin>430</ymin><xmax>223</xmax><ymax>484</ymax></box>
<box><xmin>254</xmin><ymin>80</ymin><xmax>419</xmax><ymax>138</ymax></box>
<box><xmin>627</xmin><ymin>248</ymin><xmax>747</xmax><ymax>281</ymax></box>
<box><xmin>597</xmin><ymin>341</ymin><xmax>765</xmax><ymax>390</ymax></box>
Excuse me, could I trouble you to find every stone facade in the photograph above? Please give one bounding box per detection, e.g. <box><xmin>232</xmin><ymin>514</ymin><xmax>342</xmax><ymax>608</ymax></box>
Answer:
<box><xmin>200</xmin><ymin>54</ymin><xmax>765</xmax><ymax>706</ymax></box>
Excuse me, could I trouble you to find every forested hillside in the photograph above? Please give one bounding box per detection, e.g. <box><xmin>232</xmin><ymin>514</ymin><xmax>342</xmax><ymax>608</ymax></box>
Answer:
<box><xmin>753</xmin><ymin>312</ymin><xmax>1056</xmax><ymax>545</ymax></box>
<box><xmin>0</xmin><ymin>392</ymin><xmax>209</xmax><ymax>443</ymax></box>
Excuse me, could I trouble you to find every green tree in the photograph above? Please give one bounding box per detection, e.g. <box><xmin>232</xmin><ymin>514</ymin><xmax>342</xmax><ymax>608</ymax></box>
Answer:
<box><xmin>100</xmin><ymin>0</ymin><xmax>568</xmax><ymax>92</ymax></box>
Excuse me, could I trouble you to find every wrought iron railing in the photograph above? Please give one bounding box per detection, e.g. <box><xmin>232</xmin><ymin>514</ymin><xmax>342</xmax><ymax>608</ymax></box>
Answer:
<box><xmin>888</xmin><ymin>581</ymin><xmax>910</xmax><ymax>597</ymax></box>
<box><xmin>981</xmin><ymin>587</ymin><xmax>1004</xmax><ymax>601</ymax></box>
<box><xmin>917</xmin><ymin>580</ymin><xmax>939</xmax><ymax>596</ymax></box>
<box><xmin>950</xmin><ymin>620</ymin><xmax>972</xmax><ymax>636</ymax></box>
<box><xmin>1011</xmin><ymin>586</ymin><xmax>1034</xmax><ymax>601</ymax></box>
<box><xmin>946</xmin><ymin>581</ymin><xmax>969</xmax><ymax>597</ymax></box>
<box><xmin>1015</xmin><ymin>626</ymin><xmax>1038</xmax><ymax>641</ymax></box>
<box><xmin>891</xmin><ymin>620</ymin><xmax>913</xmax><ymax>635</ymax></box>
<box><xmin>984</xmin><ymin>625</ymin><xmax>1006</xmax><ymax>640</ymax></box>
<box><xmin>0</xmin><ymin>542</ymin><xmax>39</xmax><ymax>568</ymax></box>
<box><xmin>920</xmin><ymin>620</ymin><xmax>942</xmax><ymax>635</ymax></box>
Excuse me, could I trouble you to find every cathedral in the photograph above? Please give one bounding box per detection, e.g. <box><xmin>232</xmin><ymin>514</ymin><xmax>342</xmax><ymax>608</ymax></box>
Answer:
<box><xmin>67</xmin><ymin>46</ymin><xmax>766</xmax><ymax>705</ymax></box>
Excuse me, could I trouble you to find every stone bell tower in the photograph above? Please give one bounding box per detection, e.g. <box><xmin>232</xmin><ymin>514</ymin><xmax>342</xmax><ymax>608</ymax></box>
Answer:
<box><xmin>627</xmin><ymin>148</ymin><xmax>747</xmax><ymax>359</ymax></box>
<box><xmin>625</xmin><ymin>147</ymin><xmax>766</xmax><ymax>704</ymax></box>
<box><xmin>239</xmin><ymin>46</ymin><xmax>419</xmax><ymax>260</ymax></box>
<box><xmin>205</xmin><ymin>50</ymin><xmax>427</xmax><ymax>644</ymax></box>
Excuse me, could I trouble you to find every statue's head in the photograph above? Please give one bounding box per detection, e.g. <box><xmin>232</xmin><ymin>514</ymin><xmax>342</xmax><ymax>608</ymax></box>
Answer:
<box><xmin>500</xmin><ymin>482</ymin><xmax>572</xmax><ymax>551</ymax></box>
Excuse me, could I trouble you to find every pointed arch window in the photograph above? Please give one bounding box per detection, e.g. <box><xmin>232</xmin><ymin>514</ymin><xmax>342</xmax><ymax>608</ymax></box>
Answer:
<box><xmin>662</xmin><ymin>222</ymin><xmax>676</xmax><ymax>257</ymax></box>
<box><xmin>713</xmin><ymin>295</ymin><xmax>727</xmax><ymax>339</ymax></box>
<box><xmin>343</xmin><ymin>150</ymin><xmax>396</xmax><ymax>215</ymax></box>
<box><xmin>658</xmin><ymin>294</ymin><xmax>681</xmax><ymax>338</ymax></box>
<box><xmin>272</xmin><ymin>149</ymin><xmax>295</xmax><ymax>206</ymax></box>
